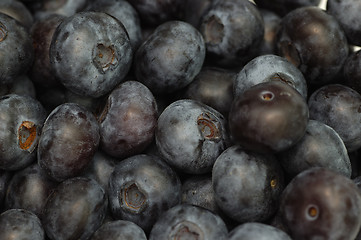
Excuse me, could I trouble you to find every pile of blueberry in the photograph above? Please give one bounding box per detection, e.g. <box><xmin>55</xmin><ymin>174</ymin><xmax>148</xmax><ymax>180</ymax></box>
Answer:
<box><xmin>1</xmin><ymin>0</ymin><xmax>361</xmax><ymax>239</ymax></box>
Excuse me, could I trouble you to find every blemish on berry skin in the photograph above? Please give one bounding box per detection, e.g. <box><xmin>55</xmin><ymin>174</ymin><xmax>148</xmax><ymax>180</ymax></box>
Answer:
<box><xmin>18</xmin><ymin>121</ymin><xmax>37</xmax><ymax>152</ymax></box>
<box><xmin>0</xmin><ymin>22</ymin><xmax>7</xmax><ymax>42</ymax></box>
<box><xmin>197</xmin><ymin>112</ymin><xmax>221</xmax><ymax>140</ymax></box>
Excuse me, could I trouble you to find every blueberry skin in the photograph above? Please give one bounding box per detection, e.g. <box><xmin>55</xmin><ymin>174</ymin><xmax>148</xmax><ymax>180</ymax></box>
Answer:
<box><xmin>343</xmin><ymin>50</ymin><xmax>361</xmax><ymax>94</ymax></box>
<box><xmin>0</xmin><ymin>94</ymin><xmax>47</xmax><ymax>171</ymax></box>
<box><xmin>229</xmin><ymin>81</ymin><xmax>309</xmax><ymax>153</ymax></box>
<box><xmin>30</xmin><ymin>14</ymin><xmax>65</xmax><ymax>89</ymax></box>
<box><xmin>257</xmin><ymin>9</ymin><xmax>282</xmax><ymax>56</ymax></box>
<box><xmin>81</xmin><ymin>151</ymin><xmax>116</xmax><ymax>192</ymax></box>
<box><xmin>0</xmin><ymin>209</ymin><xmax>45</xmax><ymax>240</ymax></box>
<box><xmin>49</xmin><ymin>11</ymin><xmax>133</xmax><ymax>98</ymax></box>
<box><xmin>126</xmin><ymin>0</ymin><xmax>183</xmax><ymax>27</ymax></box>
<box><xmin>212</xmin><ymin>145</ymin><xmax>284</xmax><ymax>223</ymax></box>
<box><xmin>0</xmin><ymin>170</ymin><xmax>11</xmax><ymax>210</ymax></box>
<box><xmin>33</xmin><ymin>0</ymin><xmax>88</xmax><ymax>20</ymax></box>
<box><xmin>37</xmin><ymin>103</ymin><xmax>100</xmax><ymax>182</ymax></box>
<box><xmin>4</xmin><ymin>163</ymin><xmax>57</xmax><ymax>218</ymax></box>
<box><xmin>327</xmin><ymin>0</ymin><xmax>361</xmax><ymax>46</ymax></box>
<box><xmin>98</xmin><ymin>80</ymin><xmax>158</xmax><ymax>159</ymax></box>
<box><xmin>156</xmin><ymin>99</ymin><xmax>229</xmax><ymax>174</ymax></box>
<box><xmin>90</xmin><ymin>220</ymin><xmax>147</xmax><ymax>240</ymax></box>
<box><xmin>0</xmin><ymin>12</ymin><xmax>34</xmax><ymax>84</ymax></box>
<box><xmin>228</xmin><ymin>222</ymin><xmax>292</xmax><ymax>240</ymax></box>
<box><xmin>279</xmin><ymin>168</ymin><xmax>361</xmax><ymax>240</ymax></box>
<box><xmin>183</xmin><ymin>0</ymin><xmax>214</xmax><ymax>28</ymax></box>
<box><xmin>181</xmin><ymin>67</ymin><xmax>236</xmax><ymax>117</ymax></box>
<box><xmin>278</xmin><ymin>119</ymin><xmax>351</xmax><ymax>179</ymax></box>
<box><xmin>254</xmin><ymin>0</ymin><xmax>320</xmax><ymax>17</ymax></box>
<box><xmin>199</xmin><ymin>0</ymin><xmax>264</xmax><ymax>68</ymax></box>
<box><xmin>108</xmin><ymin>154</ymin><xmax>181</xmax><ymax>233</ymax></box>
<box><xmin>85</xmin><ymin>0</ymin><xmax>142</xmax><ymax>50</ymax></box>
<box><xmin>276</xmin><ymin>6</ymin><xmax>349</xmax><ymax>85</ymax></box>
<box><xmin>149</xmin><ymin>204</ymin><xmax>228</xmax><ymax>240</ymax></box>
<box><xmin>0</xmin><ymin>0</ymin><xmax>34</xmax><ymax>29</ymax></box>
<box><xmin>308</xmin><ymin>84</ymin><xmax>361</xmax><ymax>152</ymax></box>
<box><xmin>234</xmin><ymin>54</ymin><xmax>308</xmax><ymax>99</ymax></box>
<box><xmin>134</xmin><ymin>20</ymin><xmax>206</xmax><ymax>94</ymax></box>
<box><xmin>42</xmin><ymin>177</ymin><xmax>107</xmax><ymax>240</ymax></box>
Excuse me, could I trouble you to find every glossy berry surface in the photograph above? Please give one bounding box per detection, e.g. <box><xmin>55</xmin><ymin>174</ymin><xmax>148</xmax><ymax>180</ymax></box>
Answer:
<box><xmin>149</xmin><ymin>204</ymin><xmax>228</xmax><ymax>240</ymax></box>
<box><xmin>42</xmin><ymin>177</ymin><xmax>107</xmax><ymax>240</ymax></box>
<box><xmin>4</xmin><ymin>163</ymin><xmax>57</xmax><ymax>218</ymax></box>
<box><xmin>37</xmin><ymin>103</ymin><xmax>100</xmax><ymax>182</ymax></box>
<box><xmin>212</xmin><ymin>145</ymin><xmax>284</xmax><ymax>223</ymax></box>
<box><xmin>276</xmin><ymin>6</ymin><xmax>349</xmax><ymax>85</ymax></box>
<box><xmin>49</xmin><ymin>11</ymin><xmax>133</xmax><ymax>98</ymax></box>
<box><xmin>156</xmin><ymin>99</ymin><xmax>229</xmax><ymax>174</ymax></box>
<box><xmin>279</xmin><ymin>168</ymin><xmax>361</xmax><ymax>240</ymax></box>
<box><xmin>108</xmin><ymin>154</ymin><xmax>181</xmax><ymax>233</ymax></box>
<box><xmin>98</xmin><ymin>81</ymin><xmax>158</xmax><ymax>159</ymax></box>
<box><xmin>229</xmin><ymin>81</ymin><xmax>309</xmax><ymax>153</ymax></box>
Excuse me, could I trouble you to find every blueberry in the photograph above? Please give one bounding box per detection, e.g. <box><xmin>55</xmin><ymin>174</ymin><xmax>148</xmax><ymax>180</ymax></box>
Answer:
<box><xmin>327</xmin><ymin>0</ymin><xmax>361</xmax><ymax>46</ymax></box>
<box><xmin>308</xmin><ymin>84</ymin><xmax>361</xmax><ymax>152</ymax></box>
<box><xmin>149</xmin><ymin>204</ymin><xmax>228</xmax><ymax>240</ymax></box>
<box><xmin>0</xmin><ymin>170</ymin><xmax>11</xmax><ymax>211</ymax></box>
<box><xmin>212</xmin><ymin>145</ymin><xmax>284</xmax><ymax>223</ymax></box>
<box><xmin>134</xmin><ymin>20</ymin><xmax>205</xmax><ymax>95</ymax></box>
<box><xmin>0</xmin><ymin>0</ymin><xmax>34</xmax><ymax>29</ymax></box>
<box><xmin>181</xmin><ymin>67</ymin><xmax>236</xmax><ymax>117</ymax></box>
<box><xmin>234</xmin><ymin>54</ymin><xmax>308</xmax><ymax>99</ymax></box>
<box><xmin>4</xmin><ymin>163</ymin><xmax>57</xmax><ymax>218</ymax></box>
<box><xmin>85</xmin><ymin>0</ymin><xmax>142</xmax><ymax>51</ymax></box>
<box><xmin>81</xmin><ymin>151</ymin><xmax>116</xmax><ymax>192</ymax></box>
<box><xmin>278</xmin><ymin>119</ymin><xmax>352</xmax><ymax>179</ymax></box>
<box><xmin>228</xmin><ymin>222</ymin><xmax>292</xmax><ymax>240</ymax></box>
<box><xmin>343</xmin><ymin>50</ymin><xmax>361</xmax><ymax>94</ymax></box>
<box><xmin>183</xmin><ymin>0</ymin><xmax>214</xmax><ymax>28</ymax></box>
<box><xmin>126</xmin><ymin>0</ymin><xmax>184</xmax><ymax>27</ymax></box>
<box><xmin>276</xmin><ymin>6</ymin><xmax>349</xmax><ymax>85</ymax></box>
<box><xmin>91</xmin><ymin>220</ymin><xmax>147</xmax><ymax>240</ymax></box>
<box><xmin>33</xmin><ymin>0</ymin><xmax>88</xmax><ymax>20</ymax></box>
<box><xmin>108</xmin><ymin>154</ymin><xmax>181</xmax><ymax>233</ymax></box>
<box><xmin>97</xmin><ymin>80</ymin><xmax>158</xmax><ymax>159</ymax></box>
<box><xmin>0</xmin><ymin>94</ymin><xmax>47</xmax><ymax>171</ymax></box>
<box><xmin>37</xmin><ymin>103</ymin><xmax>100</xmax><ymax>182</ymax></box>
<box><xmin>30</xmin><ymin>13</ymin><xmax>65</xmax><ymax>89</ymax></box>
<box><xmin>49</xmin><ymin>11</ymin><xmax>133</xmax><ymax>98</ymax></box>
<box><xmin>257</xmin><ymin>9</ymin><xmax>282</xmax><ymax>56</ymax></box>
<box><xmin>279</xmin><ymin>167</ymin><xmax>361</xmax><ymax>239</ymax></box>
<box><xmin>0</xmin><ymin>208</ymin><xmax>45</xmax><ymax>240</ymax></box>
<box><xmin>229</xmin><ymin>81</ymin><xmax>309</xmax><ymax>153</ymax></box>
<box><xmin>199</xmin><ymin>0</ymin><xmax>264</xmax><ymax>68</ymax></box>
<box><xmin>42</xmin><ymin>177</ymin><xmax>107</xmax><ymax>240</ymax></box>
<box><xmin>254</xmin><ymin>0</ymin><xmax>321</xmax><ymax>16</ymax></box>
<box><xmin>0</xmin><ymin>12</ymin><xmax>34</xmax><ymax>84</ymax></box>
<box><xmin>156</xmin><ymin>99</ymin><xmax>229</xmax><ymax>174</ymax></box>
